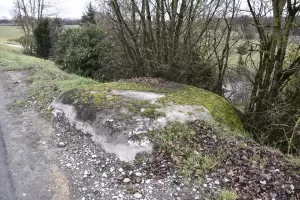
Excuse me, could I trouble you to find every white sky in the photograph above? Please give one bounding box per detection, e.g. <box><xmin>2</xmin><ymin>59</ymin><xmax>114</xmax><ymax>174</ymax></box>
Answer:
<box><xmin>0</xmin><ymin>0</ymin><xmax>89</xmax><ymax>19</ymax></box>
<box><xmin>0</xmin><ymin>0</ymin><xmax>250</xmax><ymax>20</ymax></box>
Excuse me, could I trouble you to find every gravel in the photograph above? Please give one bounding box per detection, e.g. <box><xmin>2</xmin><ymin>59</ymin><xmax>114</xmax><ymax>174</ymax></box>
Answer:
<box><xmin>52</xmin><ymin>111</ymin><xmax>206</xmax><ymax>200</ymax></box>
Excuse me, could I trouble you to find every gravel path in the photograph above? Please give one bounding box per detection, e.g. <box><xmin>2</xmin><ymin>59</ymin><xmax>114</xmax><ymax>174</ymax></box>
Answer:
<box><xmin>0</xmin><ymin>68</ymin><xmax>70</xmax><ymax>200</ymax></box>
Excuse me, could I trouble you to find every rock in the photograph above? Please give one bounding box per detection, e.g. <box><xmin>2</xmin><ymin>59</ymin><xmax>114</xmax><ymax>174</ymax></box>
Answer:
<box><xmin>133</xmin><ymin>193</ymin><xmax>143</xmax><ymax>199</ymax></box>
<box><xmin>135</xmin><ymin>172</ymin><xmax>142</xmax><ymax>177</ymax></box>
<box><xmin>260</xmin><ymin>180</ymin><xmax>266</xmax><ymax>185</ymax></box>
<box><xmin>91</xmin><ymin>154</ymin><xmax>97</xmax><ymax>158</ymax></box>
<box><xmin>145</xmin><ymin>179</ymin><xmax>151</xmax><ymax>184</ymax></box>
<box><xmin>84</xmin><ymin>170</ymin><xmax>90</xmax><ymax>175</ymax></box>
<box><xmin>66</xmin><ymin>163</ymin><xmax>72</xmax><ymax>168</ymax></box>
<box><xmin>58</xmin><ymin>142</ymin><xmax>66</xmax><ymax>148</ymax></box>
<box><xmin>291</xmin><ymin>184</ymin><xmax>295</xmax><ymax>190</ymax></box>
<box><xmin>224</xmin><ymin>178</ymin><xmax>230</xmax><ymax>183</ymax></box>
<box><xmin>118</xmin><ymin>168</ymin><xmax>123</xmax><ymax>172</ymax></box>
<box><xmin>110</xmin><ymin>167</ymin><xmax>115</xmax><ymax>172</ymax></box>
<box><xmin>214</xmin><ymin>180</ymin><xmax>220</xmax><ymax>185</ymax></box>
<box><xmin>102</xmin><ymin>173</ymin><xmax>108</xmax><ymax>178</ymax></box>
<box><xmin>123</xmin><ymin>178</ymin><xmax>130</xmax><ymax>183</ymax></box>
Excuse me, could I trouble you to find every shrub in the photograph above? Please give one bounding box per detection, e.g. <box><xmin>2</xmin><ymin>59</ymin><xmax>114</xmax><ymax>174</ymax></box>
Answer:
<box><xmin>81</xmin><ymin>2</ymin><xmax>96</xmax><ymax>24</ymax></box>
<box><xmin>33</xmin><ymin>18</ymin><xmax>62</xmax><ymax>58</ymax></box>
<box><xmin>16</xmin><ymin>35</ymin><xmax>33</xmax><ymax>54</ymax></box>
<box><xmin>33</xmin><ymin>18</ymin><xmax>52</xmax><ymax>58</ymax></box>
<box><xmin>52</xmin><ymin>24</ymin><xmax>121</xmax><ymax>81</ymax></box>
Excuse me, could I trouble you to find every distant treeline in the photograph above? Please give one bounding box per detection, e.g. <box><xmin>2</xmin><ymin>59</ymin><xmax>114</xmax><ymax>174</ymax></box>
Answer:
<box><xmin>0</xmin><ymin>18</ymin><xmax>81</xmax><ymax>26</ymax></box>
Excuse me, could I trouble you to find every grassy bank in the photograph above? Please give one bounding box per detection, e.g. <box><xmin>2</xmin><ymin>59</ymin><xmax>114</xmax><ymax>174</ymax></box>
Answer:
<box><xmin>0</xmin><ymin>44</ymin><xmax>97</xmax><ymax>106</ymax></box>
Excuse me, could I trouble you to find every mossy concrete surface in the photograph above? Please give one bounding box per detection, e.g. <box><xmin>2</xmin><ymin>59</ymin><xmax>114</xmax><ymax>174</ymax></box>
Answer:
<box><xmin>59</xmin><ymin>81</ymin><xmax>244</xmax><ymax>133</ymax></box>
<box><xmin>51</xmin><ymin>81</ymin><xmax>244</xmax><ymax>162</ymax></box>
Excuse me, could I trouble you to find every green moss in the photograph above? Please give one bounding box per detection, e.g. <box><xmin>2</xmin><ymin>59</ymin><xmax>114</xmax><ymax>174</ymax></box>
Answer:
<box><xmin>92</xmin><ymin>92</ymin><xmax>106</xmax><ymax>104</ymax></box>
<box><xmin>141</xmin><ymin>104</ymin><xmax>166</xmax><ymax>118</ymax></box>
<box><xmin>217</xmin><ymin>189</ymin><xmax>238</xmax><ymax>200</ymax></box>
<box><xmin>187</xmin><ymin>111</ymin><xmax>193</xmax><ymax>116</ymax></box>
<box><xmin>128</xmin><ymin>104</ymin><xmax>138</xmax><ymax>113</ymax></box>
<box><xmin>158</xmin><ymin>85</ymin><xmax>245</xmax><ymax>133</ymax></box>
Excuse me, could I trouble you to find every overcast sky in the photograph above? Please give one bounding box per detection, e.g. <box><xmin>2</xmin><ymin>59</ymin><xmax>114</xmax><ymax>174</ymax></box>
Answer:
<box><xmin>0</xmin><ymin>0</ymin><xmax>89</xmax><ymax>19</ymax></box>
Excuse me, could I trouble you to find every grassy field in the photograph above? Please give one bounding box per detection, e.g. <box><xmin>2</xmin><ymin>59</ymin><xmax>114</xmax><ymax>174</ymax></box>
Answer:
<box><xmin>0</xmin><ymin>24</ymin><xmax>79</xmax><ymax>44</ymax></box>
<box><xmin>0</xmin><ymin>25</ymin><xmax>24</xmax><ymax>44</ymax></box>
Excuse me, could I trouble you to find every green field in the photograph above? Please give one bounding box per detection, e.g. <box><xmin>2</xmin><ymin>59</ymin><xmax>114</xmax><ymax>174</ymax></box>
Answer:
<box><xmin>0</xmin><ymin>24</ymin><xmax>79</xmax><ymax>44</ymax></box>
<box><xmin>0</xmin><ymin>25</ymin><xmax>24</xmax><ymax>44</ymax></box>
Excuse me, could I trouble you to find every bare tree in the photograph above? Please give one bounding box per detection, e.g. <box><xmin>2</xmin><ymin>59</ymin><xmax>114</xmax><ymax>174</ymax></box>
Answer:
<box><xmin>245</xmin><ymin>0</ymin><xmax>300</xmax><ymax>149</ymax></box>
<box><xmin>212</xmin><ymin>0</ymin><xmax>241</xmax><ymax>95</ymax></box>
<box><xmin>109</xmin><ymin>0</ymin><xmax>225</xmax><ymax>85</ymax></box>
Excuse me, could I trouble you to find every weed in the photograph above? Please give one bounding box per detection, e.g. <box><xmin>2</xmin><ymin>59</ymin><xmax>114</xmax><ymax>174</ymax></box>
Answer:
<box><xmin>187</xmin><ymin>111</ymin><xmax>193</xmax><ymax>116</ymax></box>
<box><xmin>7</xmin><ymin>99</ymin><xmax>29</xmax><ymax>108</ymax></box>
<box><xmin>149</xmin><ymin>123</ymin><xmax>222</xmax><ymax>180</ymax></box>
<box><xmin>217</xmin><ymin>189</ymin><xmax>237</xmax><ymax>200</ymax></box>
<box><xmin>250</xmin><ymin>153</ymin><xmax>267</xmax><ymax>167</ymax></box>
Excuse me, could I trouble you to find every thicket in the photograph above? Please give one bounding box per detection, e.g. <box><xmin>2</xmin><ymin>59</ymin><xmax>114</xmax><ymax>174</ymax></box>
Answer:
<box><xmin>52</xmin><ymin>24</ymin><xmax>122</xmax><ymax>81</ymax></box>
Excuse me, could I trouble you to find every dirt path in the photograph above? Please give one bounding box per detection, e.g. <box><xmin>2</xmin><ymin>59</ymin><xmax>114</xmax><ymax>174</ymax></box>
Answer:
<box><xmin>0</xmin><ymin>68</ymin><xmax>70</xmax><ymax>200</ymax></box>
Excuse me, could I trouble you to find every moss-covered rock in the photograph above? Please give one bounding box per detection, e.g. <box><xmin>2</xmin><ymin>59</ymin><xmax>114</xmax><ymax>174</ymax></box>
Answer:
<box><xmin>58</xmin><ymin>81</ymin><xmax>244</xmax><ymax>133</ymax></box>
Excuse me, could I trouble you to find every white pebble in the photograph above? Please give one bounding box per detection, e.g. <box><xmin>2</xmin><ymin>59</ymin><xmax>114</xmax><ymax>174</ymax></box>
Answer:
<box><xmin>133</xmin><ymin>193</ymin><xmax>143</xmax><ymax>199</ymax></box>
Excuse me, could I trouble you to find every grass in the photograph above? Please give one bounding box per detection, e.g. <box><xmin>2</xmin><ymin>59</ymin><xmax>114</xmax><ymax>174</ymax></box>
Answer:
<box><xmin>7</xmin><ymin>99</ymin><xmax>29</xmax><ymax>109</ymax></box>
<box><xmin>217</xmin><ymin>189</ymin><xmax>238</xmax><ymax>200</ymax></box>
<box><xmin>0</xmin><ymin>24</ymin><xmax>79</xmax><ymax>44</ymax></box>
<box><xmin>0</xmin><ymin>44</ymin><xmax>97</xmax><ymax>107</ymax></box>
<box><xmin>148</xmin><ymin>123</ymin><xmax>225</xmax><ymax>181</ymax></box>
<box><xmin>0</xmin><ymin>25</ymin><xmax>24</xmax><ymax>44</ymax></box>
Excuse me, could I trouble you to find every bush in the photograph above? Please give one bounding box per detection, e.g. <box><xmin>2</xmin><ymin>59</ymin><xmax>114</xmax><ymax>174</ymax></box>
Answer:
<box><xmin>33</xmin><ymin>18</ymin><xmax>62</xmax><ymax>58</ymax></box>
<box><xmin>52</xmin><ymin>24</ymin><xmax>121</xmax><ymax>81</ymax></box>
<box><xmin>16</xmin><ymin>35</ymin><xmax>33</xmax><ymax>54</ymax></box>
<box><xmin>33</xmin><ymin>18</ymin><xmax>52</xmax><ymax>58</ymax></box>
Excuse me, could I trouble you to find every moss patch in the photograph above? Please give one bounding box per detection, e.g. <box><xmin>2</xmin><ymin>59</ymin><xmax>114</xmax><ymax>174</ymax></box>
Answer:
<box><xmin>217</xmin><ymin>189</ymin><xmax>238</xmax><ymax>200</ymax></box>
<box><xmin>158</xmin><ymin>85</ymin><xmax>244</xmax><ymax>133</ymax></box>
<box><xmin>141</xmin><ymin>105</ymin><xmax>165</xmax><ymax>118</ymax></box>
